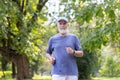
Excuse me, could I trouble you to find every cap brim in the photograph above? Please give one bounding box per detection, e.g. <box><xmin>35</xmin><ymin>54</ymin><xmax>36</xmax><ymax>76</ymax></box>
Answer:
<box><xmin>57</xmin><ymin>17</ymin><xmax>68</xmax><ymax>23</ymax></box>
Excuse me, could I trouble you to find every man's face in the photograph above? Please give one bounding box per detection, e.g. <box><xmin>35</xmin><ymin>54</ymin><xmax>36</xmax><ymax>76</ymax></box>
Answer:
<box><xmin>57</xmin><ymin>20</ymin><xmax>68</xmax><ymax>34</ymax></box>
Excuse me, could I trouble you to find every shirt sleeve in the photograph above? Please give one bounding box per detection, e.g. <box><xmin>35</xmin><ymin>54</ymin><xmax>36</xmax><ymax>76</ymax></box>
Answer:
<box><xmin>46</xmin><ymin>37</ymin><xmax>53</xmax><ymax>54</ymax></box>
<box><xmin>74</xmin><ymin>35</ymin><xmax>82</xmax><ymax>51</ymax></box>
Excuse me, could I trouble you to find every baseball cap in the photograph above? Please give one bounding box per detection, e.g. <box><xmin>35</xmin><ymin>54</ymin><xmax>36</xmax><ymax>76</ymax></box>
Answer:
<box><xmin>57</xmin><ymin>17</ymin><xmax>68</xmax><ymax>23</ymax></box>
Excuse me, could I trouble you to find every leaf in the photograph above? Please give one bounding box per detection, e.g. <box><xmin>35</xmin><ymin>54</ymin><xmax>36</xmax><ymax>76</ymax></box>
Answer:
<box><xmin>96</xmin><ymin>7</ymin><xmax>104</xmax><ymax>17</ymax></box>
<box><xmin>108</xmin><ymin>10</ymin><xmax>116</xmax><ymax>20</ymax></box>
<box><xmin>72</xmin><ymin>0</ymin><xmax>76</xmax><ymax>2</ymax></box>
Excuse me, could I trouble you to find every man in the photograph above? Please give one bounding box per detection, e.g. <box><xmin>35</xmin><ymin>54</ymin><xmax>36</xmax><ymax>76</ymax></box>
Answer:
<box><xmin>46</xmin><ymin>17</ymin><xmax>83</xmax><ymax>80</ymax></box>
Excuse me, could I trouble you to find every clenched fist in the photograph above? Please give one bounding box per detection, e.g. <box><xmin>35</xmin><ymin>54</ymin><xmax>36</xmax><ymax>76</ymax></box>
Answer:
<box><xmin>66</xmin><ymin>47</ymin><xmax>74</xmax><ymax>54</ymax></box>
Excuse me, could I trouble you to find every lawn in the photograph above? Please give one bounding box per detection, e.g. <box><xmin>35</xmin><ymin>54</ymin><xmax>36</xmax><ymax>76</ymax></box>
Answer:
<box><xmin>92</xmin><ymin>77</ymin><xmax>120</xmax><ymax>80</ymax></box>
<box><xmin>33</xmin><ymin>75</ymin><xmax>120</xmax><ymax>80</ymax></box>
<box><xmin>0</xmin><ymin>71</ymin><xmax>120</xmax><ymax>80</ymax></box>
<box><xmin>32</xmin><ymin>74</ymin><xmax>52</xmax><ymax>80</ymax></box>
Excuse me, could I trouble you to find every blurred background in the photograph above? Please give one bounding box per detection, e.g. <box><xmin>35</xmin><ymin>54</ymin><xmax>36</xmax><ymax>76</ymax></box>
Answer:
<box><xmin>0</xmin><ymin>0</ymin><xmax>119</xmax><ymax>80</ymax></box>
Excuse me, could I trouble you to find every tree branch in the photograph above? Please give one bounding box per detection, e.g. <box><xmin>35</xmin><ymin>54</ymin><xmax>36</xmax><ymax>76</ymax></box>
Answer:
<box><xmin>37</xmin><ymin>0</ymin><xmax>48</xmax><ymax>12</ymax></box>
<box><xmin>21</xmin><ymin>0</ymin><xmax>25</xmax><ymax>13</ymax></box>
<box><xmin>12</xmin><ymin>0</ymin><xmax>22</xmax><ymax>12</ymax></box>
<box><xmin>27</xmin><ymin>0</ymin><xmax>48</xmax><ymax>30</ymax></box>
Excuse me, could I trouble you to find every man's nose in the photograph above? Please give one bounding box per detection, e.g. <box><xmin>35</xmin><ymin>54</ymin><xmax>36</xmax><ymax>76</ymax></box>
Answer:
<box><xmin>61</xmin><ymin>24</ymin><xmax>64</xmax><ymax>27</ymax></box>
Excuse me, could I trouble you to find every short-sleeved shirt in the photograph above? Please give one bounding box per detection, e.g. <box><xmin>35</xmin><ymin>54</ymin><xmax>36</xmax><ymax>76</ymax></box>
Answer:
<box><xmin>46</xmin><ymin>33</ymin><xmax>82</xmax><ymax>76</ymax></box>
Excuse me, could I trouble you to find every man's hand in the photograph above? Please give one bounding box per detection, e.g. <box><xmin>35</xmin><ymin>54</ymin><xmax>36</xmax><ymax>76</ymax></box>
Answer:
<box><xmin>66</xmin><ymin>47</ymin><xmax>74</xmax><ymax>54</ymax></box>
<box><xmin>46</xmin><ymin>54</ymin><xmax>56</xmax><ymax>65</ymax></box>
<box><xmin>66</xmin><ymin>47</ymin><xmax>84</xmax><ymax>57</ymax></box>
<box><xmin>49</xmin><ymin>57</ymin><xmax>56</xmax><ymax>65</ymax></box>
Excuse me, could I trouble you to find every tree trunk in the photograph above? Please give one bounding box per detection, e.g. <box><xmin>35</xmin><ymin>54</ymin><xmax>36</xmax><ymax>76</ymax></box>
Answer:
<box><xmin>0</xmin><ymin>0</ymin><xmax>48</xmax><ymax>79</ymax></box>
<box><xmin>12</xmin><ymin>62</ymin><xmax>16</xmax><ymax>78</ymax></box>
<box><xmin>14</xmin><ymin>55</ymin><xmax>31</xmax><ymax>80</ymax></box>
<box><xmin>0</xmin><ymin>47</ymin><xmax>31</xmax><ymax>80</ymax></box>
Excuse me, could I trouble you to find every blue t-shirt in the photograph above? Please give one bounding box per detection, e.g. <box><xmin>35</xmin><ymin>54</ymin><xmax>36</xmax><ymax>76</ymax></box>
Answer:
<box><xmin>46</xmin><ymin>33</ymin><xmax>82</xmax><ymax>75</ymax></box>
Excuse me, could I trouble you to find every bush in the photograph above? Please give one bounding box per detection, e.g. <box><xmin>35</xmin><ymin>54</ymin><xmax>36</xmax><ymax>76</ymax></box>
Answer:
<box><xmin>99</xmin><ymin>56</ymin><xmax>120</xmax><ymax>77</ymax></box>
<box><xmin>77</xmin><ymin>50</ymin><xmax>100</xmax><ymax>79</ymax></box>
<box><xmin>0</xmin><ymin>71</ymin><xmax>13</xmax><ymax>79</ymax></box>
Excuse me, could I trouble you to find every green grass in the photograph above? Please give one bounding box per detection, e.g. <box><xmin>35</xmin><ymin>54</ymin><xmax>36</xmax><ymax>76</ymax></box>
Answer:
<box><xmin>0</xmin><ymin>71</ymin><xmax>52</xmax><ymax>80</ymax></box>
<box><xmin>32</xmin><ymin>74</ymin><xmax>52</xmax><ymax>80</ymax></box>
<box><xmin>0</xmin><ymin>71</ymin><xmax>120</xmax><ymax>80</ymax></box>
<box><xmin>92</xmin><ymin>77</ymin><xmax>120</xmax><ymax>80</ymax></box>
<box><xmin>32</xmin><ymin>75</ymin><xmax>120</xmax><ymax>80</ymax></box>
<box><xmin>0</xmin><ymin>71</ymin><xmax>12</xmax><ymax>79</ymax></box>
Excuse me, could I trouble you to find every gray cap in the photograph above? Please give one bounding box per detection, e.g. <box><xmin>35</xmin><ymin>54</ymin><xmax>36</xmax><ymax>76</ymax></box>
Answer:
<box><xmin>57</xmin><ymin>17</ymin><xmax>68</xmax><ymax>23</ymax></box>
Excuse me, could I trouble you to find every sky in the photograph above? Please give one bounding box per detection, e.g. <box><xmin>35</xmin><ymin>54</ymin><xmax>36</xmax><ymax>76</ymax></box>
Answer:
<box><xmin>46</xmin><ymin>0</ymin><xmax>60</xmax><ymax>19</ymax></box>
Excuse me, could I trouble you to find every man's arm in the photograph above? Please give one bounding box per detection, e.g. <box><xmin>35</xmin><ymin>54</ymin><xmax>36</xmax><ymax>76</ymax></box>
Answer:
<box><xmin>66</xmin><ymin>47</ymin><xmax>83</xmax><ymax>57</ymax></box>
<box><xmin>73</xmin><ymin>50</ymin><xmax>83</xmax><ymax>57</ymax></box>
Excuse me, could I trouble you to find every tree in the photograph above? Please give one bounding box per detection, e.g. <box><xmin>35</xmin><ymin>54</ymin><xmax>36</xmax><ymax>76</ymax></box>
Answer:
<box><xmin>0</xmin><ymin>0</ymin><xmax>48</xmax><ymax>80</ymax></box>
<box><xmin>47</xmin><ymin>0</ymin><xmax>120</xmax><ymax>79</ymax></box>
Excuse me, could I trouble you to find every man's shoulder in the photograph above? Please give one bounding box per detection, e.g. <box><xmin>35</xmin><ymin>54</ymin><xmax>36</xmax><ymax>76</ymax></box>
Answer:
<box><xmin>51</xmin><ymin>34</ymin><xmax>60</xmax><ymax>39</ymax></box>
<box><xmin>68</xmin><ymin>33</ymin><xmax>77</xmax><ymax>37</ymax></box>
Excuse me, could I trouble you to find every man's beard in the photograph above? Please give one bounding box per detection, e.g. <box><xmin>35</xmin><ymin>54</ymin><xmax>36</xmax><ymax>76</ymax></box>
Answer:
<box><xmin>58</xmin><ymin>29</ymin><xmax>68</xmax><ymax>34</ymax></box>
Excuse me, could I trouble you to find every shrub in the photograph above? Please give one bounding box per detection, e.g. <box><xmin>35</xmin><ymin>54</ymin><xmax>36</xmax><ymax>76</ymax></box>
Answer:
<box><xmin>99</xmin><ymin>56</ymin><xmax>120</xmax><ymax>77</ymax></box>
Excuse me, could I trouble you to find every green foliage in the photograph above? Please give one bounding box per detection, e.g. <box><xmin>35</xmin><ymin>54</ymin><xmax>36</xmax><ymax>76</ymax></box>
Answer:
<box><xmin>99</xmin><ymin>56</ymin><xmax>120</xmax><ymax>77</ymax></box>
<box><xmin>59</xmin><ymin>0</ymin><xmax>119</xmax><ymax>51</ymax></box>
<box><xmin>0</xmin><ymin>0</ymin><xmax>119</xmax><ymax>79</ymax></box>
<box><xmin>29</xmin><ymin>26</ymin><xmax>57</xmax><ymax>75</ymax></box>
<box><xmin>1</xmin><ymin>57</ymin><xmax>9</xmax><ymax>71</ymax></box>
<box><xmin>0</xmin><ymin>71</ymin><xmax>12</xmax><ymax>79</ymax></box>
<box><xmin>0</xmin><ymin>0</ymin><xmax>48</xmax><ymax>56</ymax></box>
<box><xmin>77</xmin><ymin>50</ymin><xmax>100</xmax><ymax>79</ymax></box>
<box><xmin>0</xmin><ymin>0</ymin><xmax>48</xmax><ymax>78</ymax></box>
<box><xmin>58</xmin><ymin>0</ymin><xmax>120</xmax><ymax>79</ymax></box>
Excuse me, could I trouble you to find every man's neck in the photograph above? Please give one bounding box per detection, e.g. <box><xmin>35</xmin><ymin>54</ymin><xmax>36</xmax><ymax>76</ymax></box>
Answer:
<box><xmin>60</xmin><ymin>33</ymin><xmax>67</xmax><ymax>36</ymax></box>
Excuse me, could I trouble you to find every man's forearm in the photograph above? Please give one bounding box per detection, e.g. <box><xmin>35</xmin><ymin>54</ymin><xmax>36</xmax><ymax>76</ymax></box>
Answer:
<box><xmin>74</xmin><ymin>50</ymin><xmax>83</xmax><ymax>57</ymax></box>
